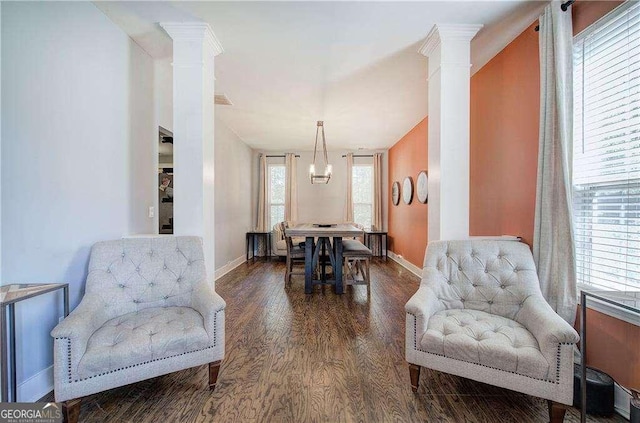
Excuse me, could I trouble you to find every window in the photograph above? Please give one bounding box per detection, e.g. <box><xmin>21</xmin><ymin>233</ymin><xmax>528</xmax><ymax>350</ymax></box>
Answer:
<box><xmin>269</xmin><ymin>164</ymin><xmax>285</xmax><ymax>229</ymax></box>
<box><xmin>572</xmin><ymin>1</ymin><xmax>640</xmax><ymax>292</ymax></box>
<box><xmin>352</xmin><ymin>164</ymin><xmax>373</xmax><ymax>229</ymax></box>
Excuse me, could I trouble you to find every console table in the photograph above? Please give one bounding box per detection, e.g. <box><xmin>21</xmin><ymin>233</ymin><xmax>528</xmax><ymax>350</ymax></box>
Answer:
<box><xmin>579</xmin><ymin>289</ymin><xmax>640</xmax><ymax>423</ymax></box>
<box><xmin>364</xmin><ymin>230</ymin><xmax>388</xmax><ymax>260</ymax></box>
<box><xmin>1</xmin><ymin>283</ymin><xmax>69</xmax><ymax>402</ymax></box>
<box><xmin>246</xmin><ymin>231</ymin><xmax>271</xmax><ymax>260</ymax></box>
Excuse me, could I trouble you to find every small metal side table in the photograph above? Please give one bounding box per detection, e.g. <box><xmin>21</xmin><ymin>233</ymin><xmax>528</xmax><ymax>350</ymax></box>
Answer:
<box><xmin>364</xmin><ymin>231</ymin><xmax>388</xmax><ymax>260</ymax></box>
<box><xmin>0</xmin><ymin>283</ymin><xmax>69</xmax><ymax>402</ymax></box>
<box><xmin>580</xmin><ymin>289</ymin><xmax>640</xmax><ymax>423</ymax></box>
<box><xmin>246</xmin><ymin>231</ymin><xmax>271</xmax><ymax>260</ymax></box>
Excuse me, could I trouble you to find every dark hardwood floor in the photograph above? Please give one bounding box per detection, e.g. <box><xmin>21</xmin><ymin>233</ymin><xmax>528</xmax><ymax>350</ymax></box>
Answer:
<box><xmin>60</xmin><ymin>259</ymin><xmax>624</xmax><ymax>422</ymax></box>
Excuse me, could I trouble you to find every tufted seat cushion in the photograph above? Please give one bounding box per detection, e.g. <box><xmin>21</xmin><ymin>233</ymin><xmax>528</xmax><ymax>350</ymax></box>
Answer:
<box><xmin>77</xmin><ymin>306</ymin><xmax>209</xmax><ymax>379</ymax></box>
<box><xmin>421</xmin><ymin>308</ymin><xmax>549</xmax><ymax>380</ymax></box>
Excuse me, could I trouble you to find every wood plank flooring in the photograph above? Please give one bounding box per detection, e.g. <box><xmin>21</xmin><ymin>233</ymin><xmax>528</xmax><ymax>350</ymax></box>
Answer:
<box><xmin>58</xmin><ymin>259</ymin><xmax>625</xmax><ymax>422</ymax></box>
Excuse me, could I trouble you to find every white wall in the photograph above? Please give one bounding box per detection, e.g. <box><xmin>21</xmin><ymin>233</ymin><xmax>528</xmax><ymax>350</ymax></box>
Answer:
<box><xmin>252</xmin><ymin>150</ymin><xmax>389</xmax><ymax>230</ymax></box>
<box><xmin>214</xmin><ymin>121</ymin><xmax>253</xmax><ymax>270</ymax></box>
<box><xmin>1</xmin><ymin>2</ymin><xmax>156</xmax><ymax>400</ymax></box>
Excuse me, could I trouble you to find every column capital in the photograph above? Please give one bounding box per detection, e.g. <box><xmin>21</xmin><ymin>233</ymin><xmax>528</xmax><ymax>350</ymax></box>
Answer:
<box><xmin>418</xmin><ymin>24</ymin><xmax>483</xmax><ymax>58</ymax></box>
<box><xmin>160</xmin><ymin>22</ymin><xmax>224</xmax><ymax>56</ymax></box>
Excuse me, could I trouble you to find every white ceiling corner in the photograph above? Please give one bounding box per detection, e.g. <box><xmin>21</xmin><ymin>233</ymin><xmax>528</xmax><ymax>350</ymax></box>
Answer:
<box><xmin>94</xmin><ymin>1</ymin><xmax>547</xmax><ymax>151</ymax></box>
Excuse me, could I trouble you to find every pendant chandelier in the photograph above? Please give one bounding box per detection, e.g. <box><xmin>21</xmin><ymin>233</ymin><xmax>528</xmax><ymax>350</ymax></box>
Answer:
<box><xmin>309</xmin><ymin>121</ymin><xmax>332</xmax><ymax>184</ymax></box>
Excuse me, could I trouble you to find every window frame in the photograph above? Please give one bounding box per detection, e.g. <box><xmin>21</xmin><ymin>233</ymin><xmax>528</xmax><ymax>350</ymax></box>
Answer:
<box><xmin>571</xmin><ymin>0</ymin><xmax>640</xmax><ymax>299</ymax></box>
<box><xmin>352</xmin><ymin>163</ymin><xmax>374</xmax><ymax>230</ymax></box>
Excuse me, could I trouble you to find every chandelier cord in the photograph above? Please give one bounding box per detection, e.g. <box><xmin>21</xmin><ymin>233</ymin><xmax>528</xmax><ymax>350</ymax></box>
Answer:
<box><xmin>312</xmin><ymin>124</ymin><xmax>320</xmax><ymax>166</ymax></box>
<box><xmin>321</xmin><ymin>124</ymin><xmax>328</xmax><ymax>166</ymax></box>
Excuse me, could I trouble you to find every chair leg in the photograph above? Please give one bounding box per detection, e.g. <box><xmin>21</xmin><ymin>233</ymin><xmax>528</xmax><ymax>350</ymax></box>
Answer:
<box><xmin>409</xmin><ymin>364</ymin><xmax>421</xmax><ymax>392</ymax></box>
<box><xmin>209</xmin><ymin>360</ymin><xmax>222</xmax><ymax>390</ymax></box>
<box><xmin>285</xmin><ymin>256</ymin><xmax>291</xmax><ymax>286</ymax></box>
<box><xmin>547</xmin><ymin>400</ymin><xmax>568</xmax><ymax>423</ymax></box>
<box><xmin>63</xmin><ymin>398</ymin><xmax>82</xmax><ymax>423</ymax></box>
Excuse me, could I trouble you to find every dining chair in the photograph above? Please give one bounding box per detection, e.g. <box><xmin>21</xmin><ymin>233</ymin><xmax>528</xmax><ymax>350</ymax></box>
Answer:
<box><xmin>280</xmin><ymin>221</ymin><xmax>306</xmax><ymax>287</ymax></box>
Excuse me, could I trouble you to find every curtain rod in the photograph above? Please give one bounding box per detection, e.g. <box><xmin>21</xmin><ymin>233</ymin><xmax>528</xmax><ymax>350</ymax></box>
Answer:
<box><xmin>341</xmin><ymin>154</ymin><xmax>374</xmax><ymax>158</ymax></box>
<box><xmin>534</xmin><ymin>0</ymin><xmax>575</xmax><ymax>31</ymax></box>
<box><xmin>264</xmin><ymin>154</ymin><xmax>300</xmax><ymax>158</ymax></box>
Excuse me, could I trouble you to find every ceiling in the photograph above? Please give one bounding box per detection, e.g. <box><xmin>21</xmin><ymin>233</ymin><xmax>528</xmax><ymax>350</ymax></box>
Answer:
<box><xmin>95</xmin><ymin>1</ymin><xmax>546</xmax><ymax>151</ymax></box>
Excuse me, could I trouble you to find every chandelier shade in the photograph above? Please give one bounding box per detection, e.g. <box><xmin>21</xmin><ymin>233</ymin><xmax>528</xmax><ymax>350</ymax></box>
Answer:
<box><xmin>309</xmin><ymin>121</ymin><xmax>332</xmax><ymax>184</ymax></box>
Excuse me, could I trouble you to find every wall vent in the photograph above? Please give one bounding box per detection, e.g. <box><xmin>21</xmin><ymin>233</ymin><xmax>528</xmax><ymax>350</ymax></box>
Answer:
<box><xmin>214</xmin><ymin>94</ymin><xmax>233</xmax><ymax>106</ymax></box>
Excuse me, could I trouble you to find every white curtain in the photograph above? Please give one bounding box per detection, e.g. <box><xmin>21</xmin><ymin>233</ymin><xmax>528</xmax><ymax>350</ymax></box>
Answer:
<box><xmin>533</xmin><ymin>1</ymin><xmax>577</xmax><ymax>324</ymax></box>
<box><xmin>372</xmin><ymin>153</ymin><xmax>383</xmax><ymax>231</ymax></box>
<box><xmin>284</xmin><ymin>153</ymin><xmax>298</xmax><ymax>224</ymax></box>
<box><xmin>345</xmin><ymin>153</ymin><xmax>354</xmax><ymax>222</ymax></box>
<box><xmin>256</xmin><ymin>154</ymin><xmax>269</xmax><ymax>232</ymax></box>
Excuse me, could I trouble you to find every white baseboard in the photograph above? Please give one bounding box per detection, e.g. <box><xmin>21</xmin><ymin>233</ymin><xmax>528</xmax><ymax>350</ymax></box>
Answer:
<box><xmin>614</xmin><ymin>382</ymin><xmax>631</xmax><ymax>419</ymax></box>
<box><xmin>214</xmin><ymin>254</ymin><xmax>245</xmax><ymax>280</ymax></box>
<box><xmin>388</xmin><ymin>251</ymin><xmax>422</xmax><ymax>278</ymax></box>
<box><xmin>17</xmin><ymin>365</ymin><xmax>53</xmax><ymax>402</ymax></box>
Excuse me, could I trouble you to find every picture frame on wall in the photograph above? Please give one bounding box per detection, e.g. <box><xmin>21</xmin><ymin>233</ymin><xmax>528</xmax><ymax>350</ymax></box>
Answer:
<box><xmin>403</xmin><ymin>177</ymin><xmax>413</xmax><ymax>204</ymax></box>
<box><xmin>417</xmin><ymin>171</ymin><xmax>428</xmax><ymax>204</ymax></box>
<box><xmin>392</xmin><ymin>181</ymin><xmax>401</xmax><ymax>206</ymax></box>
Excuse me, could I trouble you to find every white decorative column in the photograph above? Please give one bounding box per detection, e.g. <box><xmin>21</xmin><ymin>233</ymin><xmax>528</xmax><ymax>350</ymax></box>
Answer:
<box><xmin>419</xmin><ymin>24</ymin><xmax>482</xmax><ymax>241</ymax></box>
<box><xmin>160</xmin><ymin>22</ymin><xmax>223</xmax><ymax>278</ymax></box>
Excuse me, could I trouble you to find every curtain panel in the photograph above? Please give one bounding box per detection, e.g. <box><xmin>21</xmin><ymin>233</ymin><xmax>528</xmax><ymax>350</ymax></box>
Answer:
<box><xmin>345</xmin><ymin>153</ymin><xmax>354</xmax><ymax>222</ymax></box>
<box><xmin>285</xmin><ymin>153</ymin><xmax>298</xmax><ymax>224</ymax></box>
<box><xmin>373</xmin><ymin>153</ymin><xmax>383</xmax><ymax>231</ymax></box>
<box><xmin>256</xmin><ymin>154</ymin><xmax>269</xmax><ymax>232</ymax></box>
<box><xmin>533</xmin><ymin>1</ymin><xmax>577</xmax><ymax>324</ymax></box>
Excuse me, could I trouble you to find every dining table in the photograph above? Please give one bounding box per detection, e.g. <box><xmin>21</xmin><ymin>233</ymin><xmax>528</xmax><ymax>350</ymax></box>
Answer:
<box><xmin>285</xmin><ymin>223</ymin><xmax>363</xmax><ymax>294</ymax></box>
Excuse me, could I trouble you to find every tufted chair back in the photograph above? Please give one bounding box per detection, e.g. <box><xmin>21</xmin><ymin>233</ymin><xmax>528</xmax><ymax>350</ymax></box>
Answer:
<box><xmin>85</xmin><ymin>236</ymin><xmax>206</xmax><ymax>320</ymax></box>
<box><xmin>422</xmin><ymin>240</ymin><xmax>542</xmax><ymax>321</ymax></box>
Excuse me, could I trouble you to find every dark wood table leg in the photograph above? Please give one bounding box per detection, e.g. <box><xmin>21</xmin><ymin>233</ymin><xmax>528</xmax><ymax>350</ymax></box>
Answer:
<box><xmin>246</xmin><ymin>233</ymin><xmax>249</xmax><ymax>261</ymax></box>
<box><xmin>335</xmin><ymin>237</ymin><xmax>344</xmax><ymax>294</ymax></box>
<box><xmin>305</xmin><ymin>236</ymin><xmax>313</xmax><ymax>294</ymax></box>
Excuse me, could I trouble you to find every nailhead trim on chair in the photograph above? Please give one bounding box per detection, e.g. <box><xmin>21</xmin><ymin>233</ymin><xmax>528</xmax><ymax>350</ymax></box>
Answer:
<box><xmin>57</xmin><ymin>308</ymin><xmax>223</xmax><ymax>384</ymax></box>
<box><xmin>407</xmin><ymin>312</ymin><xmax>573</xmax><ymax>384</ymax></box>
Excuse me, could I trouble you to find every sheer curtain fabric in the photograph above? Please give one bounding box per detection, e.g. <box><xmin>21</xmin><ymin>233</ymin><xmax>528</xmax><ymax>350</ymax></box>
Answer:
<box><xmin>285</xmin><ymin>153</ymin><xmax>298</xmax><ymax>223</ymax></box>
<box><xmin>345</xmin><ymin>153</ymin><xmax>354</xmax><ymax>222</ymax></box>
<box><xmin>533</xmin><ymin>1</ymin><xmax>577</xmax><ymax>324</ymax></box>
<box><xmin>256</xmin><ymin>154</ymin><xmax>269</xmax><ymax>232</ymax></box>
<box><xmin>372</xmin><ymin>153</ymin><xmax>383</xmax><ymax>231</ymax></box>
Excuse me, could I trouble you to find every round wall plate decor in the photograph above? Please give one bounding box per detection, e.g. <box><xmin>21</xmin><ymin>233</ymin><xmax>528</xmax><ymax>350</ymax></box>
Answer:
<box><xmin>417</xmin><ymin>171</ymin><xmax>428</xmax><ymax>204</ymax></box>
<box><xmin>403</xmin><ymin>177</ymin><xmax>413</xmax><ymax>204</ymax></box>
<box><xmin>392</xmin><ymin>181</ymin><xmax>401</xmax><ymax>206</ymax></box>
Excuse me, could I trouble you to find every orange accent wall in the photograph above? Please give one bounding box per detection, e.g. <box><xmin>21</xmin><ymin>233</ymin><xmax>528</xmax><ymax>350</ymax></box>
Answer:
<box><xmin>388</xmin><ymin>117</ymin><xmax>428</xmax><ymax>268</ymax></box>
<box><xmin>469</xmin><ymin>0</ymin><xmax>638</xmax><ymax>388</ymax></box>
<box><xmin>469</xmin><ymin>22</ymin><xmax>540</xmax><ymax>246</ymax></box>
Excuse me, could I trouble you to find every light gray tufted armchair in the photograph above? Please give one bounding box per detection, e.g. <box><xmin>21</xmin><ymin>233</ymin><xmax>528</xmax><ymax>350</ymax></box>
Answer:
<box><xmin>51</xmin><ymin>236</ymin><xmax>225</xmax><ymax>423</ymax></box>
<box><xmin>406</xmin><ymin>240</ymin><xmax>579</xmax><ymax>423</ymax></box>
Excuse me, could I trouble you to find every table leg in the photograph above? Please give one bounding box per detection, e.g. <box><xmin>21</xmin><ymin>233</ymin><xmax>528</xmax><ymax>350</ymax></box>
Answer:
<box><xmin>246</xmin><ymin>234</ymin><xmax>249</xmax><ymax>261</ymax></box>
<box><xmin>335</xmin><ymin>237</ymin><xmax>344</xmax><ymax>294</ymax></box>
<box><xmin>1</xmin><ymin>305</ymin><xmax>7</xmax><ymax>402</ymax></box>
<box><xmin>8</xmin><ymin>303</ymin><xmax>16</xmax><ymax>402</ymax></box>
<box><xmin>580</xmin><ymin>292</ymin><xmax>587</xmax><ymax>423</ymax></box>
<box><xmin>384</xmin><ymin>234</ymin><xmax>388</xmax><ymax>260</ymax></box>
<box><xmin>305</xmin><ymin>236</ymin><xmax>313</xmax><ymax>294</ymax></box>
<box><xmin>267</xmin><ymin>233</ymin><xmax>271</xmax><ymax>259</ymax></box>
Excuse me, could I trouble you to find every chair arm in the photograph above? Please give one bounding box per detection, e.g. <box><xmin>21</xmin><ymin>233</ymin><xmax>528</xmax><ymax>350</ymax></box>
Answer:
<box><xmin>191</xmin><ymin>279</ymin><xmax>226</xmax><ymax>345</ymax></box>
<box><xmin>405</xmin><ymin>286</ymin><xmax>444</xmax><ymax>339</ymax></box>
<box><xmin>518</xmin><ymin>296</ymin><xmax>579</xmax><ymax>365</ymax></box>
<box><xmin>50</xmin><ymin>296</ymin><xmax>112</xmax><ymax>372</ymax></box>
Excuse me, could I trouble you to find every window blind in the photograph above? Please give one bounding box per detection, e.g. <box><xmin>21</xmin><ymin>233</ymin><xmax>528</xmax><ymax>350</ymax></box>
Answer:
<box><xmin>573</xmin><ymin>1</ymin><xmax>640</xmax><ymax>292</ymax></box>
